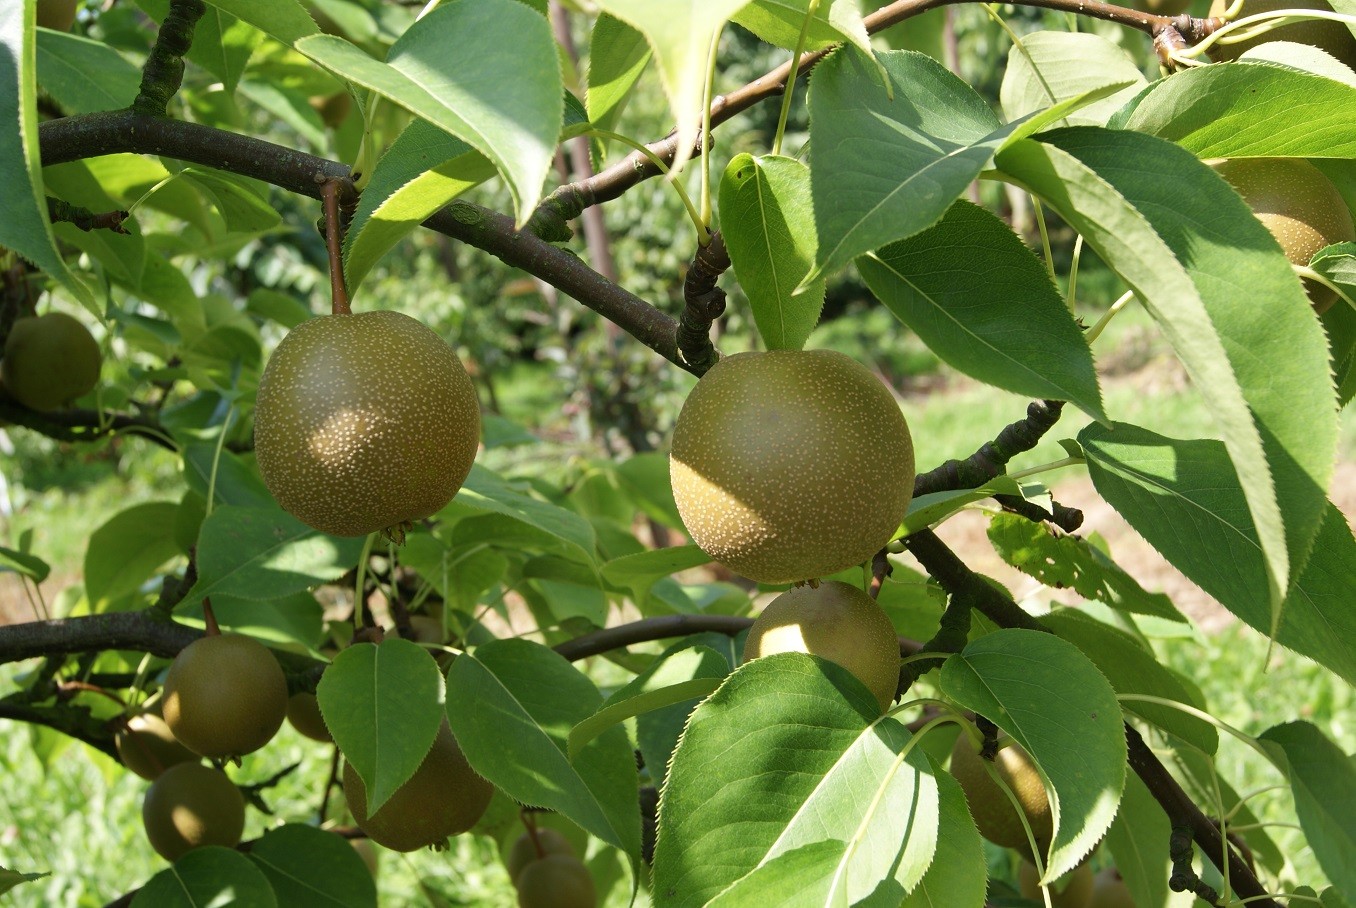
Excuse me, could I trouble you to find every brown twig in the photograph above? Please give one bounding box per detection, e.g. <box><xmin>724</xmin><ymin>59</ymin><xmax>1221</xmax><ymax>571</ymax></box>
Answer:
<box><xmin>318</xmin><ymin>177</ymin><xmax>352</xmax><ymax>315</ymax></box>
<box><xmin>46</xmin><ymin>198</ymin><xmax>131</xmax><ymax>234</ymax></box>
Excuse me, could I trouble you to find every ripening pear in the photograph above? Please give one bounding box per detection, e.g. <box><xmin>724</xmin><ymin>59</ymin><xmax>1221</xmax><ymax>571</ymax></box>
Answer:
<box><xmin>343</xmin><ymin>721</ymin><xmax>493</xmax><ymax>852</ymax></box>
<box><xmin>1215</xmin><ymin>157</ymin><xmax>1356</xmax><ymax>313</ymax></box>
<box><xmin>162</xmin><ymin>634</ymin><xmax>289</xmax><ymax>759</ymax></box>
<box><xmin>36</xmin><ymin>0</ymin><xmax>79</xmax><ymax>31</ymax></box>
<box><xmin>1089</xmin><ymin>867</ymin><xmax>1136</xmax><ymax>908</ymax></box>
<box><xmin>506</xmin><ymin>828</ymin><xmax>576</xmax><ymax>884</ymax></box>
<box><xmin>1</xmin><ymin>312</ymin><xmax>101</xmax><ymax>411</ymax></box>
<box><xmin>253</xmin><ymin>310</ymin><xmax>480</xmax><ymax>538</ymax></box>
<box><xmin>116</xmin><ymin>712</ymin><xmax>199</xmax><ymax>781</ymax></box>
<box><xmin>286</xmin><ymin>691</ymin><xmax>332</xmax><ymax>743</ymax></box>
<box><xmin>950</xmin><ymin>732</ymin><xmax>1053</xmax><ymax>855</ymax></box>
<box><xmin>1207</xmin><ymin>0</ymin><xmax>1356</xmax><ymax>67</ymax></box>
<box><xmin>142</xmin><ymin>763</ymin><xmax>245</xmax><ymax>861</ymax></box>
<box><xmin>670</xmin><ymin>350</ymin><xmax>914</xmax><ymax>584</ymax></box>
<box><xmin>742</xmin><ymin>581</ymin><xmax>901</xmax><ymax>713</ymax></box>
<box><xmin>516</xmin><ymin>854</ymin><xmax>597</xmax><ymax>908</ymax></box>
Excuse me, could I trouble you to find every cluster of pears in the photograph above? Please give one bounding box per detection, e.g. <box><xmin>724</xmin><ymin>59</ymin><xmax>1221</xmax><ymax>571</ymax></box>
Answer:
<box><xmin>253</xmin><ymin>309</ymin><xmax>481</xmax><ymax>539</ymax></box>
<box><xmin>506</xmin><ymin>827</ymin><xmax>597</xmax><ymax>908</ymax></box>
<box><xmin>126</xmin><ymin>627</ymin><xmax>288</xmax><ymax>861</ymax></box>
<box><xmin>1</xmin><ymin>311</ymin><xmax>101</xmax><ymax>411</ymax></box>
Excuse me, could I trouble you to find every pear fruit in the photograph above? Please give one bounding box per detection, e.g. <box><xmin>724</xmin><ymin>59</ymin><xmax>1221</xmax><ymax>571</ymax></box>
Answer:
<box><xmin>950</xmin><ymin>733</ymin><xmax>1053</xmax><ymax>855</ymax></box>
<box><xmin>1089</xmin><ymin>867</ymin><xmax>1135</xmax><ymax>908</ymax></box>
<box><xmin>670</xmin><ymin>350</ymin><xmax>914</xmax><ymax>584</ymax></box>
<box><xmin>36</xmin><ymin>0</ymin><xmax>79</xmax><ymax>31</ymax></box>
<box><xmin>1019</xmin><ymin>860</ymin><xmax>1095</xmax><ymax>908</ymax></box>
<box><xmin>343</xmin><ymin>721</ymin><xmax>493</xmax><ymax>852</ymax></box>
<box><xmin>253</xmin><ymin>310</ymin><xmax>480</xmax><ymax>538</ymax></box>
<box><xmin>506</xmin><ymin>828</ymin><xmax>576</xmax><ymax>884</ymax></box>
<box><xmin>286</xmin><ymin>691</ymin><xmax>332</xmax><ymax>743</ymax></box>
<box><xmin>1</xmin><ymin>312</ymin><xmax>101</xmax><ymax>411</ymax></box>
<box><xmin>142</xmin><ymin>763</ymin><xmax>245</xmax><ymax>861</ymax></box>
<box><xmin>1215</xmin><ymin>157</ymin><xmax>1355</xmax><ymax>313</ymax></box>
<box><xmin>116</xmin><ymin>712</ymin><xmax>199</xmax><ymax>781</ymax></box>
<box><xmin>742</xmin><ymin>581</ymin><xmax>901</xmax><ymax>713</ymax></box>
<box><xmin>1207</xmin><ymin>0</ymin><xmax>1356</xmax><ymax>67</ymax></box>
<box><xmin>516</xmin><ymin>854</ymin><xmax>597</xmax><ymax>908</ymax></box>
<box><xmin>162</xmin><ymin>634</ymin><xmax>289</xmax><ymax>759</ymax></box>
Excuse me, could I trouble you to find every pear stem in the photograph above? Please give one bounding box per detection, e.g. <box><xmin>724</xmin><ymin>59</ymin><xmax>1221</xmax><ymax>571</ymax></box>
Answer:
<box><xmin>202</xmin><ymin>598</ymin><xmax>220</xmax><ymax>636</ymax></box>
<box><xmin>319</xmin><ymin>177</ymin><xmax>351</xmax><ymax>316</ymax></box>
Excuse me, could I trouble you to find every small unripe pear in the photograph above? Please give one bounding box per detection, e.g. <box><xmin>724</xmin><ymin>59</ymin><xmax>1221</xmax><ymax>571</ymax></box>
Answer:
<box><xmin>343</xmin><ymin>721</ymin><xmax>493</xmax><ymax>852</ymax></box>
<box><xmin>163</xmin><ymin>634</ymin><xmax>289</xmax><ymax>759</ymax></box>
<box><xmin>516</xmin><ymin>854</ymin><xmax>596</xmax><ymax>908</ymax></box>
<box><xmin>506</xmin><ymin>828</ymin><xmax>576</xmax><ymax>884</ymax></box>
<box><xmin>116</xmin><ymin>712</ymin><xmax>199</xmax><ymax>781</ymax></box>
<box><xmin>2</xmin><ymin>312</ymin><xmax>101</xmax><ymax>411</ymax></box>
<box><xmin>950</xmin><ymin>733</ymin><xmax>1053</xmax><ymax>855</ymax></box>
<box><xmin>36</xmin><ymin>0</ymin><xmax>79</xmax><ymax>31</ymax></box>
<box><xmin>286</xmin><ymin>691</ymin><xmax>332</xmax><ymax>743</ymax></box>
<box><xmin>253</xmin><ymin>310</ymin><xmax>480</xmax><ymax>538</ymax></box>
<box><xmin>670</xmin><ymin>350</ymin><xmax>914</xmax><ymax>584</ymax></box>
<box><xmin>142</xmin><ymin>763</ymin><xmax>245</xmax><ymax>861</ymax></box>
<box><xmin>743</xmin><ymin>581</ymin><xmax>901</xmax><ymax>713</ymax></box>
<box><xmin>1215</xmin><ymin>158</ymin><xmax>1356</xmax><ymax>313</ymax></box>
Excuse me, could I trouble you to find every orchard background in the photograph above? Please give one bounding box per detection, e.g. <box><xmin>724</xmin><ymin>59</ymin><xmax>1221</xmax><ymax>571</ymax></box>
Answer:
<box><xmin>1</xmin><ymin>0</ymin><xmax>1355</xmax><ymax>906</ymax></box>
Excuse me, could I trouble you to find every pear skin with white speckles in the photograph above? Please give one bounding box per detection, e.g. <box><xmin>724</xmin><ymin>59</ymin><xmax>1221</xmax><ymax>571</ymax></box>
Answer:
<box><xmin>669</xmin><ymin>350</ymin><xmax>914</xmax><ymax>584</ymax></box>
<box><xmin>253</xmin><ymin>311</ymin><xmax>480</xmax><ymax>537</ymax></box>
<box><xmin>1214</xmin><ymin>158</ymin><xmax>1355</xmax><ymax>314</ymax></box>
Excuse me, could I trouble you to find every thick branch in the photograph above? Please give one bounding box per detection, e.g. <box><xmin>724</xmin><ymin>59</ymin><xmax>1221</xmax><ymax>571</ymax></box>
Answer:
<box><xmin>0</xmin><ymin>700</ymin><xmax>117</xmax><ymax>758</ymax></box>
<box><xmin>37</xmin><ymin>112</ymin><xmax>691</xmax><ymax>373</ymax></box>
<box><xmin>0</xmin><ymin>611</ymin><xmax>201</xmax><ymax>666</ymax></box>
<box><xmin>0</xmin><ymin>397</ymin><xmax>180</xmax><ymax>451</ymax></box>
<box><xmin>905</xmin><ymin>529</ymin><xmax>1277</xmax><ymax>907</ymax></box>
<box><xmin>132</xmin><ymin>0</ymin><xmax>206</xmax><ymax>116</ymax></box>
<box><xmin>913</xmin><ymin>400</ymin><xmax>1065</xmax><ymax>498</ymax></box>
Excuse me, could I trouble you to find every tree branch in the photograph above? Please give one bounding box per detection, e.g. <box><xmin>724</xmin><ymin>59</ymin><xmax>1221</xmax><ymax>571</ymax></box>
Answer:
<box><xmin>37</xmin><ymin>111</ymin><xmax>692</xmax><ymax>374</ymax></box>
<box><xmin>904</xmin><ymin>528</ymin><xmax>1277</xmax><ymax>907</ymax></box>
<box><xmin>0</xmin><ymin>397</ymin><xmax>181</xmax><ymax>451</ymax></box>
<box><xmin>132</xmin><ymin>0</ymin><xmax>206</xmax><ymax>116</ymax></box>
<box><xmin>0</xmin><ymin>700</ymin><xmax>117</xmax><ymax>758</ymax></box>
<box><xmin>913</xmin><ymin>400</ymin><xmax>1066</xmax><ymax>498</ymax></box>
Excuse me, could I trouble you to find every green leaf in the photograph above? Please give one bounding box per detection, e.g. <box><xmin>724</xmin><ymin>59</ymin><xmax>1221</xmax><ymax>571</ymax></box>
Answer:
<box><xmin>719</xmin><ymin>154</ymin><xmax>825</xmax><ymax>351</ymax></box>
<box><xmin>181</xmin><ymin>443</ymin><xmax>274</xmax><ymax>511</ymax></box>
<box><xmin>1113</xmin><ymin>61</ymin><xmax>1356</xmax><ymax>158</ymax></box>
<box><xmin>1079</xmin><ymin>423</ymin><xmax>1356</xmax><ymax>686</ymax></box>
<box><xmin>181</xmin><ymin>169</ymin><xmax>281</xmax><ymax>234</ymax></box>
<box><xmin>593</xmin><ymin>0</ymin><xmax>752</xmax><ymax>174</ymax></box>
<box><xmin>600</xmin><ymin>544</ymin><xmax>711</xmax><ymax>587</ymax></box>
<box><xmin>902</xmin><ymin>476</ymin><xmax>1023</xmax><ymax>536</ymax></box>
<box><xmin>1321</xmin><ymin>289</ymin><xmax>1356</xmax><ymax>406</ymax></box>
<box><xmin>0</xmin><ymin>545</ymin><xmax>49</xmax><ymax>583</ymax></box>
<box><xmin>246</xmin><ymin>288</ymin><xmax>313</xmax><ymax>329</ymax></box>
<box><xmin>940</xmin><ymin>629</ymin><xmax>1127</xmax><ymax>880</ymax></box>
<box><xmin>0</xmin><ymin>4</ymin><xmax>93</xmax><ymax>308</ymax></box>
<box><xmin>653</xmin><ymin>653</ymin><xmax>939</xmax><ymax>908</ymax></box>
<box><xmin>569</xmin><ymin>645</ymin><xmax>728</xmax><ymax>759</ymax></box>
<box><xmin>636</xmin><ymin>638</ymin><xmax>738</xmax><ymax>789</ymax></box>
<box><xmin>0</xmin><ymin>866</ymin><xmax>48</xmax><ymax>896</ymax></box>
<box><xmin>899</xmin><ymin>762</ymin><xmax>987</xmax><ymax>908</ymax></box>
<box><xmin>183</xmin><ymin>505</ymin><xmax>367</xmax><ymax>607</ymax></box>
<box><xmin>986</xmin><ymin>512</ymin><xmax>1184</xmax><ymax>622</ymax></box>
<box><xmin>524</xmin><ymin>555</ymin><xmax>608</xmax><ymax>626</ymax></box>
<box><xmin>1241</xmin><ymin>40</ymin><xmax>1356</xmax><ymax>87</ymax></box>
<box><xmin>998</xmin><ymin>129</ymin><xmax>1336</xmax><ymax>624</ymax></box>
<box><xmin>34</xmin><ymin>28</ymin><xmax>139</xmax><ymax>113</ymax></box>
<box><xmin>83</xmin><ymin>502</ymin><xmax>182</xmax><ymax>610</ymax></box>
<box><xmin>999</xmin><ymin>31</ymin><xmax>1145</xmax><ymax>128</ymax></box>
<box><xmin>130</xmin><ymin>847</ymin><xmax>278</xmax><ymax>908</ymax></box>
<box><xmin>400</xmin><ymin>535</ymin><xmax>507</xmax><ymax>613</ymax></box>
<box><xmin>202</xmin><ymin>0</ymin><xmax>318</xmax><ymax>46</ymax></box>
<box><xmin>139</xmin><ymin>0</ymin><xmax>262</xmax><ymax>94</ymax></box>
<box><xmin>342</xmin><ymin>118</ymin><xmax>494</xmax><ymax>292</ymax></box>
<box><xmin>317</xmin><ymin>638</ymin><xmax>444</xmax><ymax>815</ymax></box>
<box><xmin>237</xmin><ymin>78</ymin><xmax>328</xmax><ymax>152</ymax></box>
<box><xmin>1041</xmin><ymin>611</ymin><xmax>1216</xmax><ymax>753</ymax></box>
<box><xmin>1260</xmin><ymin>721</ymin><xmax>1356</xmax><ymax>902</ymax></box>
<box><xmin>191</xmin><ymin>592</ymin><xmax>325</xmax><ymax>651</ymax></box>
<box><xmin>807</xmin><ymin>49</ymin><xmax>1014</xmax><ymax>281</ymax></box>
<box><xmin>445</xmin><ymin>639</ymin><xmax>641</xmax><ymax>859</ymax></box>
<box><xmin>455</xmin><ymin>465</ymin><xmax>598</xmax><ymax>565</ymax></box>
<box><xmin>858</xmin><ymin>200</ymin><xmax>1103</xmax><ymax>418</ymax></box>
<box><xmin>297</xmin><ymin>0</ymin><xmax>561</xmax><ymax>223</ymax></box>
<box><xmin>586</xmin><ymin>13</ymin><xmax>651</xmax><ymax>134</ymax></box>
<box><xmin>248</xmin><ymin>825</ymin><xmax>377</xmax><ymax>908</ymax></box>
<box><xmin>1104</xmin><ymin>774</ymin><xmax>1187</xmax><ymax>908</ymax></box>
<box><xmin>734</xmin><ymin>0</ymin><xmax>876</xmax><ymax>59</ymax></box>
<box><xmin>706</xmin><ymin>841</ymin><xmax>850</xmax><ymax>908</ymax></box>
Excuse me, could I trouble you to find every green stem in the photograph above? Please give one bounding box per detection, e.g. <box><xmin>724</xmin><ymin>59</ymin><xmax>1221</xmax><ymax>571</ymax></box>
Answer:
<box><xmin>1007</xmin><ymin>455</ymin><xmax>1084</xmax><ymax>482</ymax></box>
<box><xmin>1083</xmin><ymin>290</ymin><xmax>1135</xmax><ymax>344</ymax></box>
<box><xmin>353</xmin><ymin>533</ymin><xmax>377</xmax><ymax>631</ymax></box>
<box><xmin>1032</xmin><ymin>198</ymin><xmax>1056</xmax><ymax>284</ymax></box>
<box><xmin>1117</xmin><ymin>694</ymin><xmax>1277</xmax><ymax>765</ymax></box>
<box><xmin>1066</xmin><ymin>234</ymin><xmax>1084</xmax><ymax>315</ymax></box>
<box><xmin>699</xmin><ymin>28</ymin><xmax>722</xmax><ymax>237</ymax></box>
<box><xmin>772</xmin><ymin>0</ymin><xmax>821</xmax><ymax>157</ymax></box>
<box><xmin>203</xmin><ymin>406</ymin><xmax>235</xmax><ymax>519</ymax></box>
<box><xmin>588</xmin><ymin>129</ymin><xmax>709</xmax><ymax>245</ymax></box>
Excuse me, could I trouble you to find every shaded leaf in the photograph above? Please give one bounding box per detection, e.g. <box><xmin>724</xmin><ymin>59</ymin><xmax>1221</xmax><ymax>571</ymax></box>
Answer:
<box><xmin>202</xmin><ymin>0</ymin><xmax>318</xmax><ymax>45</ymax></box>
<box><xmin>455</xmin><ymin>465</ymin><xmax>598</xmax><ymax>564</ymax></box>
<box><xmin>248</xmin><ymin>824</ymin><xmax>377</xmax><ymax>908</ymax></box>
<box><xmin>0</xmin><ymin>866</ymin><xmax>48</xmax><ymax>896</ymax></box>
<box><xmin>0</xmin><ymin>545</ymin><xmax>49</xmax><ymax>584</ymax></box>
<box><xmin>34</xmin><ymin>28</ymin><xmax>139</xmax><ymax>113</ymax></box>
<box><xmin>1000</xmin><ymin>31</ymin><xmax>1145</xmax><ymax>128</ymax></box>
<box><xmin>84</xmin><ymin>502</ymin><xmax>181</xmax><ymax>610</ymax></box>
<box><xmin>317</xmin><ymin>638</ymin><xmax>444</xmax><ymax>815</ymax></box>
<box><xmin>940</xmin><ymin>629</ymin><xmax>1126</xmax><ymax>880</ymax></box>
<box><xmin>130</xmin><ymin>847</ymin><xmax>277</xmax><ymax>908</ymax></box>
<box><xmin>586</xmin><ymin>13</ymin><xmax>651</xmax><ymax>134</ymax></box>
<box><xmin>735</xmin><ymin>0</ymin><xmax>876</xmax><ymax>60</ymax></box>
